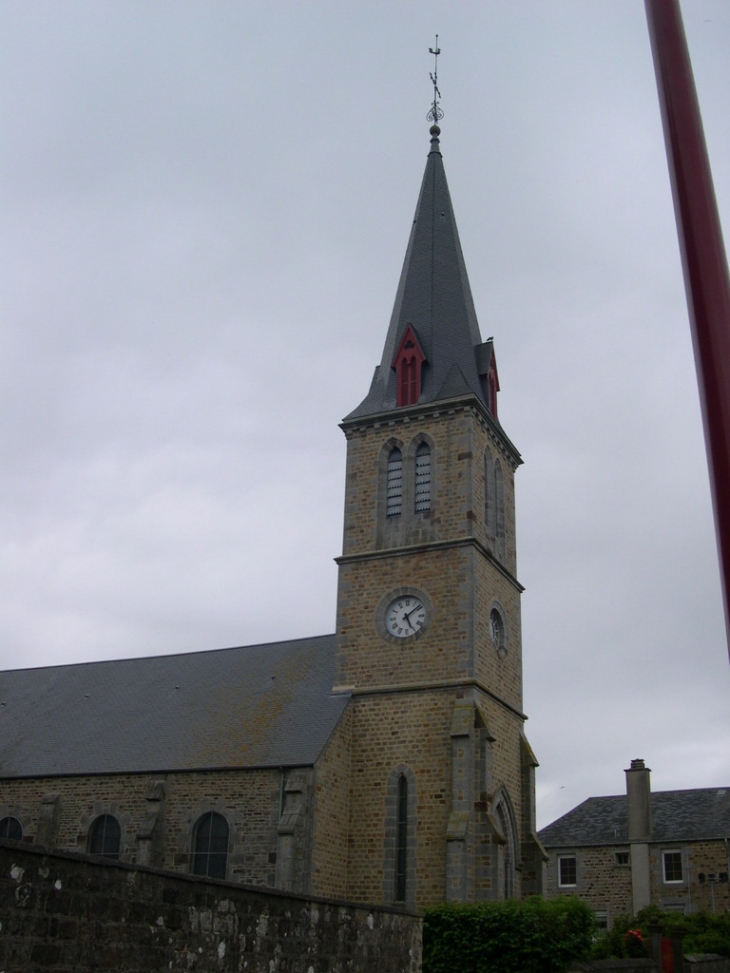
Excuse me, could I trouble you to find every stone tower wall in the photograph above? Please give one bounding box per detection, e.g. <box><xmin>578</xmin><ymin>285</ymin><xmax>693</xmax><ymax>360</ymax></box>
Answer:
<box><xmin>336</xmin><ymin>399</ymin><xmax>530</xmax><ymax>908</ymax></box>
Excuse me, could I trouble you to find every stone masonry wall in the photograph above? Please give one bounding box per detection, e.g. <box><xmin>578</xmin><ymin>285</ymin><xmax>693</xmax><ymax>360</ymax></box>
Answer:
<box><xmin>545</xmin><ymin>839</ymin><xmax>730</xmax><ymax>921</ymax></box>
<box><xmin>310</xmin><ymin>706</ymin><xmax>352</xmax><ymax>900</ymax></box>
<box><xmin>340</xmin><ymin>404</ymin><xmax>519</xmax><ymax>574</ymax></box>
<box><xmin>336</xmin><ymin>399</ymin><xmax>528</xmax><ymax>909</ymax></box>
<box><xmin>546</xmin><ymin>845</ymin><xmax>634</xmax><ymax>922</ymax></box>
<box><xmin>0</xmin><ymin>840</ymin><xmax>422</xmax><ymax>973</ymax></box>
<box><xmin>647</xmin><ymin>841</ymin><xmax>730</xmax><ymax>914</ymax></box>
<box><xmin>344</xmin><ymin>686</ymin><xmax>527</xmax><ymax>909</ymax></box>
<box><xmin>0</xmin><ymin>766</ymin><xmax>283</xmax><ymax>888</ymax></box>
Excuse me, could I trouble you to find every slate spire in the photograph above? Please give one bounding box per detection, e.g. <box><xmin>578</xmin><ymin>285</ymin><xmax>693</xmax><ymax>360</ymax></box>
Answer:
<box><xmin>347</xmin><ymin>124</ymin><xmax>496</xmax><ymax>420</ymax></box>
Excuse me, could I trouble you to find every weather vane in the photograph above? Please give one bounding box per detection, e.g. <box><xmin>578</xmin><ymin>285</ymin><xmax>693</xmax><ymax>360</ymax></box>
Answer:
<box><xmin>427</xmin><ymin>35</ymin><xmax>443</xmax><ymax>125</ymax></box>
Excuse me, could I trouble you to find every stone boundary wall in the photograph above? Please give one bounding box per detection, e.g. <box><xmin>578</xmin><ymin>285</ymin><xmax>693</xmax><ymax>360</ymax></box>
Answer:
<box><xmin>569</xmin><ymin>962</ymin><xmax>657</xmax><ymax>972</ymax></box>
<box><xmin>0</xmin><ymin>840</ymin><xmax>422</xmax><ymax>972</ymax></box>
<box><xmin>569</xmin><ymin>957</ymin><xmax>730</xmax><ymax>973</ymax></box>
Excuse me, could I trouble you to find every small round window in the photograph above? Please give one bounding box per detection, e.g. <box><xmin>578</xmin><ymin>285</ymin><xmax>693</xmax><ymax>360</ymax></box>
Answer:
<box><xmin>490</xmin><ymin>608</ymin><xmax>507</xmax><ymax>659</ymax></box>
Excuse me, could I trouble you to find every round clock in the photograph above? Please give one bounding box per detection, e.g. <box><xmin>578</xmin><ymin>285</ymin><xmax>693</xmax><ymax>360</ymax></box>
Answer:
<box><xmin>386</xmin><ymin>594</ymin><xmax>427</xmax><ymax>639</ymax></box>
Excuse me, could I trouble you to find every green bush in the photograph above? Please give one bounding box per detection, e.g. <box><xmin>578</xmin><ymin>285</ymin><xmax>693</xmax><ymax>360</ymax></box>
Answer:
<box><xmin>590</xmin><ymin>906</ymin><xmax>730</xmax><ymax>960</ymax></box>
<box><xmin>423</xmin><ymin>896</ymin><xmax>595</xmax><ymax>973</ymax></box>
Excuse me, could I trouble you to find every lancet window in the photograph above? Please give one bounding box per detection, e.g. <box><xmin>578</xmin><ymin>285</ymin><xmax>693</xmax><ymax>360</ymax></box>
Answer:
<box><xmin>414</xmin><ymin>443</ymin><xmax>431</xmax><ymax>513</ymax></box>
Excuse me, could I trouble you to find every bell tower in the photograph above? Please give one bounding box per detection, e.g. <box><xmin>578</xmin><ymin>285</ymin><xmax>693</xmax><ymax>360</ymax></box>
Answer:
<box><xmin>334</xmin><ymin>114</ymin><xmax>544</xmax><ymax>908</ymax></box>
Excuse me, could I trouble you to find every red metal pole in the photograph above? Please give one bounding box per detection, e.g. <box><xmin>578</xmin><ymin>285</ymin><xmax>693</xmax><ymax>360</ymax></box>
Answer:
<box><xmin>645</xmin><ymin>0</ymin><xmax>730</xmax><ymax>658</ymax></box>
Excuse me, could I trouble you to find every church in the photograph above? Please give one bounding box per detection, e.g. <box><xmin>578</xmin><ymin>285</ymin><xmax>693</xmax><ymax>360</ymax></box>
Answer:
<box><xmin>0</xmin><ymin>120</ymin><xmax>544</xmax><ymax>910</ymax></box>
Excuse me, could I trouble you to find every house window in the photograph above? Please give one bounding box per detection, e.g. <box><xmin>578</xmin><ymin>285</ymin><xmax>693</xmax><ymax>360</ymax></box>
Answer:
<box><xmin>663</xmin><ymin>850</ymin><xmax>683</xmax><ymax>884</ymax></box>
<box><xmin>594</xmin><ymin>911</ymin><xmax>609</xmax><ymax>930</ymax></box>
<box><xmin>558</xmin><ymin>855</ymin><xmax>577</xmax><ymax>887</ymax></box>
<box><xmin>88</xmin><ymin>814</ymin><xmax>121</xmax><ymax>859</ymax></box>
<box><xmin>395</xmin><ymin>774</ymin><xmax>408</xmax><ymax>902</ymax></box>
<box><xmin>616</xmin><ymin>851</ymin><xmax>630</xmax><ymax>866</ymax></box>
<box><xmin>414</xmin><ymin>443</ymin><xmax>431</xmax><ymax>513</ymax></box>
<box><xmin>386</xmin><ymin>448</ymin><xmax>403</xmax><ymax>517</ymax></box>
<box><xmin>192</xmin><ymin>812</ymin><xmax>229</xmax><ymax>880</ymax></box>
<box><xmin>0</xmin><ymin>816</ymin><xmax>22</xmax><ymax>841</ymax></box>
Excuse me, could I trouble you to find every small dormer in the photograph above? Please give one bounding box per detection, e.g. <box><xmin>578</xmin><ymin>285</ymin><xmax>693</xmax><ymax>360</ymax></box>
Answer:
<box><xmin>476</xmin><ymin>339</ymin><xmax>500</xmax><ymax>419</ymax></box>
<box><xmin>392</xmin><ymin>325</ymin><xmax>427</xmax><ymax>408</ymax></box>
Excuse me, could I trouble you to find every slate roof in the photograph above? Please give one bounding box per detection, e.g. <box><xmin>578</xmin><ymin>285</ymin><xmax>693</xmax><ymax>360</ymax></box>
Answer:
<box><xmin>538</xmin><ymin>787</ymin><xmax>730</xmax><ymax>847</ymax></box>
<box><xmin>346</xmin><ymin>127</ymin><xmax>494</xmax><ymax>421</ymax></box>
<box><xmin>0</xmin><ymin>634</ymin><xmax>349</xmax><ymax>778</ymax></box>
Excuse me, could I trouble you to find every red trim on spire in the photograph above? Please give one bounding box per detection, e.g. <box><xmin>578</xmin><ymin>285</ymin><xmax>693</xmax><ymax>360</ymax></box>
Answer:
<box><xmin>487</xmin><ymin>365</ymin><xmax>499</xmax><ymax>419</ymax></box>
<box><xmin>482</xmin><ymin>344</ymin><xmax>500</xmax><ymax>418</ymax></box>
<box><xmin>392</xmin><ymin>325</ymin><xmax>426</xmax><ymax>407</ymax></box>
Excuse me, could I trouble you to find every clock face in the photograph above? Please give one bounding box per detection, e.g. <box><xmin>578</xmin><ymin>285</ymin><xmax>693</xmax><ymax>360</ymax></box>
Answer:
<box><xmin>386</xmin><ymin>595</ymin><xmax>426</xmax><ymax>639</ymax></box>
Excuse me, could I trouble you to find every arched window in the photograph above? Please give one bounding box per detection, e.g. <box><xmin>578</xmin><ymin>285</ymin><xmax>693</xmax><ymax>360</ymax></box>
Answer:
<box><xmin>484</xmin><ymin>446</ymin><xmax>494</xmax><ymax>536</ymax></box>
<box><xmin>0</xmin><ymin>816</ymin><xmax>22</xmax><ymax>841</ymax></box>
<box><xmin>414</xmin><ymin>443</ymin><xmax>431</xmax><ymax>513</ymax></box>
<box><xmin>385</xmin><ymin>766</ymin><xmax>416</xmax><ymax>906</ymax></box>
<box><xmin>494</xmin><ymin>460</ymin><xmax>505</xmax><ymax>557</ymax></box>
<box><xmin>192</xmin><ymin>811</ymin><xmax>229</xmax><ymax>880</ymax></box>
<box><xmin>386</xmin><ymin>447</ymin><xmax>403</xmax><ymax>518</ymax></box>
<box><xmin>88</xmin><ymin>814</ymin><xmax>121</xmax><ymax>859</ymax></box>
<box><xmin>493</xmin><ymin>791</ymin><xmax>517</xmax><ymax>899</ymax></box>
<box><xmin>490</xmin><ymin>608</ymin><xmax>503</xmax><ymax>653</ymax></box>
<box><xmin>395</xmin><ymin>774</ymin><xmax>408</xmax><ymax>902</ymax></box>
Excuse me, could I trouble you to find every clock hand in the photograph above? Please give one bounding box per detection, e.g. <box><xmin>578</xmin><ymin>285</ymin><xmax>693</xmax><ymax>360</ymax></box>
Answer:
<box><xmin>404</xmin><ymin>605</ymin><xmax>422</xmax><ymax>626</ymax></box>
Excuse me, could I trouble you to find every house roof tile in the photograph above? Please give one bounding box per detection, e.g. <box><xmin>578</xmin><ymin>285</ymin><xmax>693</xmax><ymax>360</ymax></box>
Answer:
<box><xmin>538</xmin><ymin>787</ymin><xmax>730</xmax><ymax>847</ymax></box>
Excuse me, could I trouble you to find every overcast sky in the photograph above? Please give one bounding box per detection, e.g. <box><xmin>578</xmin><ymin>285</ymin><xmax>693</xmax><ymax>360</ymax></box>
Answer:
<box><xmin>2</xmin><ymin>1</ymin><xmax>729</xmax><ymax>830</ymax></box>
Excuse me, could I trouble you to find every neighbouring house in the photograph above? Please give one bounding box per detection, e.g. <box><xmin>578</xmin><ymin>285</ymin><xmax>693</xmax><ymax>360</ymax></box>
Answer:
<box><xmin>538</xmin><ymin>759</ymin><xmax>730</xmax><ymax>925</ymax></box>
<box><xmin>0</xmin><ymin>119</ymin><xmax>545</xmax><ymax>910</ymax></box>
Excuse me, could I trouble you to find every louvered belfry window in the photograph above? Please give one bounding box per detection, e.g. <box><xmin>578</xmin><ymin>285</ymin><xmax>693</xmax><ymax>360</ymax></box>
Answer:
<box><xmin>415</xmin><ymin>443</ymin><xmax>431</xmax><ymax>513</ymax></box>
<box><xmin>387</xmin><ymin>447</ymin><xmax>403</xmax><ymax>517</ymax></box>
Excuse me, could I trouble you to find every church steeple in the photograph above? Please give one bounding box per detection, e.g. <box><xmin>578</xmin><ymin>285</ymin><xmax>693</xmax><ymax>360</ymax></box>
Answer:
<box><xmin>347</xmin><ymin>124</ymin><xmax>497</xmax><ymax>420</ymax></box>
<box><xmin>334</xmin><ymin>60</ymin><xmax>542</xmax><ymax>907</ymax></box>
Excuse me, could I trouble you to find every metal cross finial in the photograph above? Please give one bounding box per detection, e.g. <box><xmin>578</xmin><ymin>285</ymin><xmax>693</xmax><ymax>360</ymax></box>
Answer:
<box><xmin>427</xmin><ymin>35</ymin><xmax>443</xmax><ymax>124</ymax></box>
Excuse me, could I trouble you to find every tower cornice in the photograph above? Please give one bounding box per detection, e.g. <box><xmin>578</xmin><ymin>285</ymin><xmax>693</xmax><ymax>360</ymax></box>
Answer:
<box><xmin>340</xmin><ymin>394</ymin><xmax>522</xmax><ymax>469</ymax></box>
<box><xmin>334</xmin><ymin>535</ymin><xmax>524</xmax><ymax>594</ymax></box>
<box><xmin>330</xmin><ymin>678</ymin><xmax>527</xmax><ymax>723</ymax></box>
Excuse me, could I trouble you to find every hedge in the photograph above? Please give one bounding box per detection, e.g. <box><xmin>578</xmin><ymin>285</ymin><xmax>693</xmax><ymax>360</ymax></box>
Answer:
<box><xmin>423</xmin><ymin>896</ymin><xmax>595</xmax><ymax>973</ymax></box>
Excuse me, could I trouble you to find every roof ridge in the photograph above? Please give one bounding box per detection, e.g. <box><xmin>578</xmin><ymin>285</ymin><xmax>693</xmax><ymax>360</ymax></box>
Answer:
<box><xmin>1</xmin><ymin>632</ymin><xmax>336</xmax><ymax>676</ymax></box>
